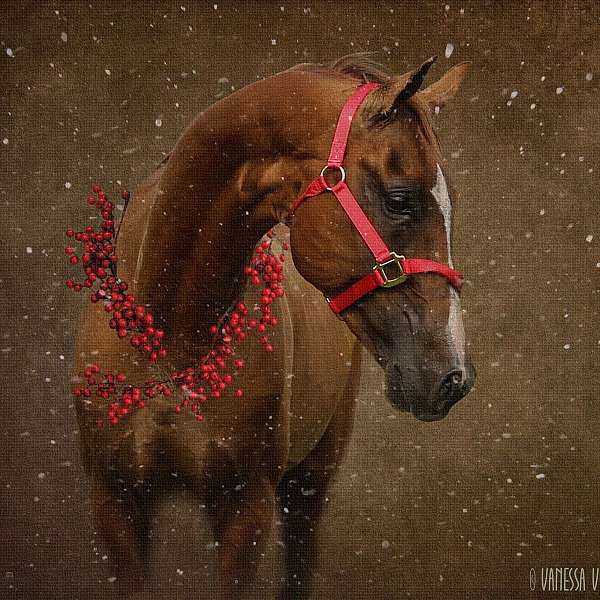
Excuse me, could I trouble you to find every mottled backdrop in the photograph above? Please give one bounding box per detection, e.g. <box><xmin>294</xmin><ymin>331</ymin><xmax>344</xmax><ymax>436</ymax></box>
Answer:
<box><xmin>1</xmin><ymin>1</ymin><xmax>599</xmax><ymax>599</ymax></box>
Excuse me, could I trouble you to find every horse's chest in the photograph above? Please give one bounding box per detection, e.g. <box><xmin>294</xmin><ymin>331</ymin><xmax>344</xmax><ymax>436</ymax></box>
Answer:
<box><xmin>277</xmin><ymin>250</ymin><xmax>360</xmax><ymax>468</ymax></box>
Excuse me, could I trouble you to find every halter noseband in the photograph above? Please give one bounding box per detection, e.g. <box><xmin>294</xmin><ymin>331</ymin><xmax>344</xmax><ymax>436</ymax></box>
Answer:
<box><xmin>289</xmin><ymin>83</ymin><xmax>463</xmax><ymax>315</ymax></box>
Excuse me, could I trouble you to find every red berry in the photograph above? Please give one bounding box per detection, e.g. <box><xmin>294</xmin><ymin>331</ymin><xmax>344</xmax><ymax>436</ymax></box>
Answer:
<box><xmin>66</xmin><ymin>186</ymin><xmax>290</xmax><ymax>426</ymax></box>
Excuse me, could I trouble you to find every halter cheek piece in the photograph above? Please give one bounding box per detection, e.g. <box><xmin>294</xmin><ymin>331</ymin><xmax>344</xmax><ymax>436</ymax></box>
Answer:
<box><xmin>288</xmin><ymin>83</ymin><xmax>463</xmax><ymax>315</ymax></box>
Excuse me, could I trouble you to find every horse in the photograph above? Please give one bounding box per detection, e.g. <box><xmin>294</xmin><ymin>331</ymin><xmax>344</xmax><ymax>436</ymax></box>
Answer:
<box><xmin>73</xmin><ymin>54</ymin><xmax>475</xmax><ymax>599</ymax></box>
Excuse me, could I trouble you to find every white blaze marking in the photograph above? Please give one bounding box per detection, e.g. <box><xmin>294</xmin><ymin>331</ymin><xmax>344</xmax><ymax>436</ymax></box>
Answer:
<box><xmin>431</xmin><ymin>164</ymin><xmax>466</xmax><ymax>368</ymax></box>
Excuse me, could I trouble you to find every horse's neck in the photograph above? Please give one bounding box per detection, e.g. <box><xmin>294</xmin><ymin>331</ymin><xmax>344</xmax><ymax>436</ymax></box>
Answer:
<box><xmin>132</xmin><ymin>96</ymin><xmax>306</xmax><ymax>361</ymax></box>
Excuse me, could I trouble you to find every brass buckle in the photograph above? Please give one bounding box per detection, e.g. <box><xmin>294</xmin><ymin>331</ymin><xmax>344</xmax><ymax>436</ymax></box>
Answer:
<box><xmin>373</xmin><ymin>252</ymin><xmax>407</xmax><ymax>288</ymax></box>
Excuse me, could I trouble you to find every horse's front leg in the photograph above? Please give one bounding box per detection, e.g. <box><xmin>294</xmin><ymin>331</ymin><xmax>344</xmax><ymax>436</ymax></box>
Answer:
<box><xmin>89</xmin><ymin>475</ymin><xmax>154</xmax><ymax>595</ymax></box>
<box><xmin>207</xmin><ymin>473</ymin><xmax>277</xmax><ymax>599</ymax></box>
<box><xmin>276</xmin><ymin>393</ymin><xmax>357</xmax><ymax>600</ymax></box>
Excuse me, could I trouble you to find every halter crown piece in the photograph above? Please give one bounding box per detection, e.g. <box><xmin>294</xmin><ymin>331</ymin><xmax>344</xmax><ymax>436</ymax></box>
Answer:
<box><xmin>289</xmin><ymin>83</ymin><xmax>463</xmax><ymax>314</ymax></box>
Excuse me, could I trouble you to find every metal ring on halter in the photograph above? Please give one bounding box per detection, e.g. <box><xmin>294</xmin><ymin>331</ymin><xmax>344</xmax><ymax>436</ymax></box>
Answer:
<box><xmin>320</xmin><ymin>165</ymin><xmax>346</xmax><ymax>192</ymax></box>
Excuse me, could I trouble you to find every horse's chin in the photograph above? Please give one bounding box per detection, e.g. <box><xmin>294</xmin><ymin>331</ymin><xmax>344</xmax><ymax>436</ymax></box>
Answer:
<box><xmin>409</xmin><ymin>406</ymin><xmax>451</xmax><ymax>422</ymax></box>
<box><xmin>386</xmin><ymin>396</ymin><xmax>452</xmax><ymax>422</ymax></box>
<box><xmin>384</xmin><ymin>375</ymin><xmax>452</xmax><ymax>422</ymax></box>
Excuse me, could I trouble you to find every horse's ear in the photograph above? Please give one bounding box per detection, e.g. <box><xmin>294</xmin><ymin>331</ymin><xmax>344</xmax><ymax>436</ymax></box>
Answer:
<box><xmin>418</xmin><ymin>62</ymin><xmax>471</xmax><ymax>112</ymax></box>
<box><xmin>368</xmin><ymin>59</ymin><xmax>470</xmax><ymax>123</ymax></box>
<box><xmin>368</xmin><ymin>57</ymin><xmax>437</xmax><ymax>124</ymax></box>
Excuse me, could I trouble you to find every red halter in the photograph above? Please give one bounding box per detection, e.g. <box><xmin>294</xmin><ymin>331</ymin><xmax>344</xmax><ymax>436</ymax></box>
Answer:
<box><xmin>289</xmin><ymin>83</ymin><xmax>463</xmax><ymax>314</ymax></box>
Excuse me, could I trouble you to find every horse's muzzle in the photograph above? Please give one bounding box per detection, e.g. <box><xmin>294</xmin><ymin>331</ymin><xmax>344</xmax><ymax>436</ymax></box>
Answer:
<box><xmin>385</xmin><ymin>361</ymin><xmax>476</xmax><ymax>421</ymax></box>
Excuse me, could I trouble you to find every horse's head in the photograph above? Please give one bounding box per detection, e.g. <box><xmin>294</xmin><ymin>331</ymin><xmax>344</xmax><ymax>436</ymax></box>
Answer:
<box><xmin>285</xmin><ymin>57</ymin><xmax>475</xmax><ymax>421</ymax></box>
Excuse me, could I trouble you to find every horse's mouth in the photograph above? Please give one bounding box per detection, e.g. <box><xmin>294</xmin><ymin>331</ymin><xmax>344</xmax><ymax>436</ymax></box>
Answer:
<box><xmin>385</xmin><ymin>377</ymin><xmax>454</xmax><ymax>422</ymax></box>
<box><xmin>409</xmin><ymin>405</ymin><xmax>452</xmax><ymax>422</ymax></box>
<box><xmin>388</xmin><ymin>396</ymin><xmax>452</xmax><ymax>422</ymax></box>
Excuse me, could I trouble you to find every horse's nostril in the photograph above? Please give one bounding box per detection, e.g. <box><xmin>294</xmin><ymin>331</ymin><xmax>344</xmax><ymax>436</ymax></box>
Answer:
<box><xmin>437</xmin><ymin>369</ymin><xmax>466</xmax><ymax>410</ymax></box>
<box><xmin>450</xmin><ymin>371</ymin><xmax>463</xmax><ymax>386</ymax></box>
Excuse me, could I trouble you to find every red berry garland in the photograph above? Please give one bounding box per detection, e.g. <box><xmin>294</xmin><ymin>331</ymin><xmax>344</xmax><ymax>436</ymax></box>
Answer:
<box><xmin>66</xmin><ymin>185</ymin><xmax>287</xmax><ymax>427</ymax></box>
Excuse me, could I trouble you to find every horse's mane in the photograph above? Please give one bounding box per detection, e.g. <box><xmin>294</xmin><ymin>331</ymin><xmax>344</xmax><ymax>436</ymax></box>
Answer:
<box><xmin>327</xmin><ymin>53</ymin><xmax>392</xmax><ymax>84</ymax></box>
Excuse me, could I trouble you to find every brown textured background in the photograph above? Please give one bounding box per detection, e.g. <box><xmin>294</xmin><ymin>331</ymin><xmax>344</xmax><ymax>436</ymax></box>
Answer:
<box><xmin>1</xmin><ymin>1</ymin><xmax>599</xmax><ymax>599</ymax></box>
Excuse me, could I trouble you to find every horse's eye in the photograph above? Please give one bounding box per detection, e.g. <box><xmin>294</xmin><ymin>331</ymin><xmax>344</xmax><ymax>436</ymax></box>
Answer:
<box><xmin>384</xmin><ymin>187</ymin><xmax>414</xmax><ymax>217</ymax></box>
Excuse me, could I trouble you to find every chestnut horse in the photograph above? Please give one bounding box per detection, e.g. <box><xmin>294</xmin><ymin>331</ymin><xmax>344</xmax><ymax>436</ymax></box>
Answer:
<box><xmin>74</xmin><ymin>55</ymin><xmax>474</xmax><ymax>599</ymax></box>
